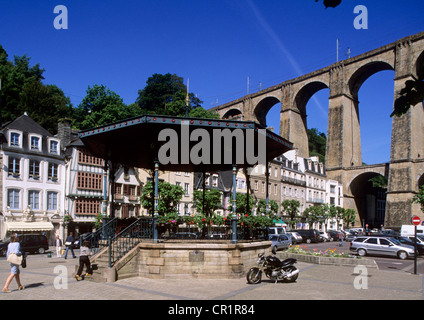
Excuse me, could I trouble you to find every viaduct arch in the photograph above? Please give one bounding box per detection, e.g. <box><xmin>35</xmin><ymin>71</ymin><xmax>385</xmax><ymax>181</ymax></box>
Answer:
<box><xmin>212</xmin><ymin>32</ymin><xmax>424</xmax><ymax>229</ymax></box>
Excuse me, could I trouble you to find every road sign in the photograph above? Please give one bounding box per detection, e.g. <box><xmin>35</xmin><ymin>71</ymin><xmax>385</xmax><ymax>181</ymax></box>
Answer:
<box><xmin>412</xmin><ymin>216</ymin><xmax>421</xmax><ymax>226</ymax></box>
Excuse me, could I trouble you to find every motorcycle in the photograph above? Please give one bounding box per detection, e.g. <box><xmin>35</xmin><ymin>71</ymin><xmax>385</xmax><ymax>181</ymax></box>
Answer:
<box><xmin>246</xmin><ymin>252</ymin><xmax>299</xmax><ymax>284</ymax></box>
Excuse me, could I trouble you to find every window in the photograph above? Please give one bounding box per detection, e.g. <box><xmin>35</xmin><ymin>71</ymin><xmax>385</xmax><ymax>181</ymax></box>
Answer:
<box><xmin>379</xmin><ymin>238</ymin><xmax>391</xmax><ymax>246</ymax></box>
<box><xmin>8</xmin><ymin>157</ymin><xmax>20</xmax><ymax>177</ymax></box>
<box><xmin>48</xmin><ymin>163</ymin><xmax>58</xmax><ymax>181</ymax></box>
<box><xmin>50</xmin><ymin>140</ymin><xmax>59</xmax><ymax>154</ymax></box>
<box><xmin>75</xmin><ymin>199</ymin><xmax>101</xmax><ymax>215</ymax></box>
<box><xmin>30</xmin><ymin>136</ymin><xmax>40</xmax><ymax>151</ymax></box>
<box><xmin>184</xmin><ymin>183</ymin><xmax>189</xmax><ymax>196</ymax></box>
<box><xmin>10</xmin><ymin>132</ymin><xmax>21</xmax><ymax>147</ymax></box>
<box><xmin>47</xmin><ymin>191</ymin><xmax>58</xmax><ymax>210</ymax></box>
<box><xmin>7</xmin><ymin>189</ymin><xmax>20</xmax><ymax>209</ymax></box>
<box><xmin>29</xmin><ymin>160</ymin><xmax>40</xmax><ymax>179</ymax></box>
<box><xmin>78</xmin><ymin>148</ymin><xmax>104</xmax><ymax>166</ymax></box>
<box><xmin>364</xmin><ymin>238</ymin><xmax>378</xmax><ymax>244</ymax></box>
<box><xmin>28</xmin><ymin>190</ymin><xmax>40</xmax><ymax>210</ymax></box>
<box><xmin>77</xmin><ymin>172</ymin><xmax>102</xmax><ymax>190</ymax></box>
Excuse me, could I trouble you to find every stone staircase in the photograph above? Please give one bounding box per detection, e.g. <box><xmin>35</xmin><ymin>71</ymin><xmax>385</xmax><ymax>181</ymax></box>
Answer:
<box><xmin>73</xmin><ymin>238</ymin><xmax>143</xmax><ymax>283</ymax></box>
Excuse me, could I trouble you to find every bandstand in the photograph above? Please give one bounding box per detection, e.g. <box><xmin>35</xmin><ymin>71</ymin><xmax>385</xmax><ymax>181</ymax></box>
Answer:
<box><xmin>78</xmin><ymin>114</ymin><xmax>293</xmax><ymax>281</ymax></box>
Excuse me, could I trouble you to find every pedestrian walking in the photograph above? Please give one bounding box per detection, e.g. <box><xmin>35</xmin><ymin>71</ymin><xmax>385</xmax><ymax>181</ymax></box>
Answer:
<box><xmin>55</xmin><ymin>235</ymin><xmax>63</xmax><ymax>258</ymax></box>
<box><xmin>2</xmin><ymin>234</ymin><xmax>24</xmax><ymax>293</ymax></box>
<box><xmin>64</xmin><ymin>232</ymin><xmax>76</xmax><ymax>259</ymax></box>
<box><xmin>75</xmin><ymin>240</ymin><xmax>93</xmax><ymax>281</ymax></box>
<box><xmin>338</xmin><ymin>231</ymin><xmax>344</xmax><ymax>247</ymax></box>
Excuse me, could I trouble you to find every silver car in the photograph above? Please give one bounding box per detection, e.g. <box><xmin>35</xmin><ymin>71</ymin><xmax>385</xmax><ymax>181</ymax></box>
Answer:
<box><xmin>269</xmin><ymin>234</ymin><xmax>292</xmax><ymax>252</ymax></box>
<box><xmin>350</xmin><ymin>236</ymin><xmax>415</xmax><ymax>260</ymax></box>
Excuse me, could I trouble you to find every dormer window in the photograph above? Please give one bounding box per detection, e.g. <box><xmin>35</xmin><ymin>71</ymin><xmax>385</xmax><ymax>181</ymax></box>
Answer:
<box><xmin>9</xmin><ymin>131</ymin><xmax>22</xmax><ymax>148</ymax></box>
<box><xmin>30</xmin><ymin>136</ymin><xmax>41</xmax><ymax>151</ymax></box>
<box><xmin>49</xmin><ymin>140</ymin><xmax>59</xmax><ymax>154</ymax></box>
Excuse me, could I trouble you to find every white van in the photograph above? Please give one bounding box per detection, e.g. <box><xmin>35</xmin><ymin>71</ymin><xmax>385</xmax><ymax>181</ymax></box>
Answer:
<box><xmin>400</xmin><ymin>225</ymin><xmax>424</xmax><ymax>236</ymax></box>
<box><xmin>268</xmin><ymin>227</ymin><xmax>286</xmax><ymax>235</ymax></box>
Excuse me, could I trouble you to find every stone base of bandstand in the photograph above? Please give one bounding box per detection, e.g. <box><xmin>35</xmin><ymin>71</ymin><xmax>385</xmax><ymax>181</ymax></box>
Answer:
<box><xmin>108</xmin><ymin>240</ymin><xmax>271</xmax><ymax>282</ymax></box>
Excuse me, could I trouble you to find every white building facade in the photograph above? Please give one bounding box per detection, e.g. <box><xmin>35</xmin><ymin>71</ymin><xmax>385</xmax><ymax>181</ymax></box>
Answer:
<box><xmin>0</xmin><ymin>114</ymin><xmax>65</xmax><ymax>242</ymax></box>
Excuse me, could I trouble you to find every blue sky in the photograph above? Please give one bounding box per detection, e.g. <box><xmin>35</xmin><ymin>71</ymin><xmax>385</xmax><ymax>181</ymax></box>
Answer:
<box><xmin>0</xmin><ymin>0</ymin><xmax>423</xmax><ymax>165</ymax></box>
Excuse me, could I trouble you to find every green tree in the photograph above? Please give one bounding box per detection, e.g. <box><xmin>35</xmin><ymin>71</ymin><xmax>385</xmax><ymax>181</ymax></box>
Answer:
<box><xmin>307</xmin><ymin>128</ymin><xmax>326</xmax><ymax>163</ymax></box>
<box><xmin>193</xmin><ymin>189</ymin><xmax>222</xmax><ymax>217</ymax></box>
<box><xmin>256</xmin><ymin>199</ymin><xmax>279</xmax><ymax>215</ymax></box>
<box><xmin>19</xmin><ymin>80</ymin><xmax>72</xmax><ymax>133</ymax></box>
<box><xmin>343</xmin><ymin>208</ymin><xmax>357</xmax><ymax>228</ymax></box>
<box><xmin>302</xmin><ymin>204</ymin><xmax>328</xmax><ymax>226</ymax></box>
<box><xmin>140</xmin><ymin>181</ymin><xmax>184</xmax><ymax>216</ymax></box>
<box><xmin>135</xmin><ymin>73</ymin><xmax>217</xmax><ymax>118</ymax></box>
<box><xmin>229</xmin><ymin>192</ymin><xmax>255</xmax><ymax>215</ymax></box>
<box><xmin>412</xmin><ymin>185</ymin><xmax>424</xmax><ymax>213</ymax></box>
<box><xmin>0</xmin><ymin>45</ymin><xmax>72</xmax><ymax>132</ymax></box>
<box><xmin>281</xmin><ymin>199</ymin><xmax>301</xmax><ymax>228</ymax></box>
<box><xmin>73</xmin><ymin>84</ymin><xmax>141</xmax><ymax>129</ymax></box>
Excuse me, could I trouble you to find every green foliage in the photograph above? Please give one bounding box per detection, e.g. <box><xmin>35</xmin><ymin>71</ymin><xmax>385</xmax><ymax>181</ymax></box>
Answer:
<box><xmin>343</xmin><ymin>208</ymin><xmax>357</xmax><ymax>228</ymax></box>
<box><xmin>369</xmin><ymin>175</ymin><xmax>388</xmax><ymax>188</ymax></box>
<box><xmin>307</xmin><ymin>128</ymin><xmax>326</xmax><ymax>163</ymax></box>
<box><xmin>391</xmin><ymin>78</ymin><xmax>424</xmax><ymax>117</ymax></box>
<box><xmin>193</xmin><ymin>189</ymin><xmax>222</xmax><ymax>217</ymax></box>
<box><xmin>256</xmin><ymin>199</ymin><xmax>279</xmax><ymax>215</ymax></box>
<box><xmin>0</xmin><ymin>45</ymin><xmax>72</xmax><ymax>133</ymax></box>
<box><xmin>140</xmin><ymin>181</ymin><xmax>184</xmax><ymax>216</ymax></box>
<box><xmin>281</xmin><ymin>199</ymin><xmax>301</xmax><ymax>227</ymax></box>
<box><xmin>135</xmin><ymin>73</ymin><xmax>218</xmax><ymax>119</ymax></box>
<box><xmin>228</xmin><ymin>192</ymin><xmax>255</xmax><ymax>215</ymax></box>
<box><xmin>412</xmin><ymin>185</ymin><xmax>424</xmax><ymax>213</ymax></box>
<box><xmin>73</xmin><ymin>84</ymin><xmax>141</xmax><ymax>130</ymax></box>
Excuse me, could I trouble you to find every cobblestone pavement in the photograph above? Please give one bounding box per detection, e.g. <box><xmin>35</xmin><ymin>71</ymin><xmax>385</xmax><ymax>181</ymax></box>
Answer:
<box><xmin>0</xmin><ymin>251</ymin><xmax>423</xmax><ymax>302</ymax></box>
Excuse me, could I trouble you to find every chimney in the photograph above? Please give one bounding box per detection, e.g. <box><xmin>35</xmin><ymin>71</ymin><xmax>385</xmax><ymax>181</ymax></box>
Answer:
<box><xmin>57</xmin><ymin>118</ymin><xmax>72</xmax><ymax>150</ymax></box>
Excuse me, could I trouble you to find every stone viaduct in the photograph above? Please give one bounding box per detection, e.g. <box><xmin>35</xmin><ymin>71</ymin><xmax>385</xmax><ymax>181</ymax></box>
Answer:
<box><xmin>212</xmin><ymin>31</ymin><xmax>424</xmax><ymax>229</ymax></box>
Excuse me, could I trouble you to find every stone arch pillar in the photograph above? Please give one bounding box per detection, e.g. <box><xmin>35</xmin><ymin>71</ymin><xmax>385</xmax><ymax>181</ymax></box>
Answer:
<box><xmin>280</xmin><ymin>84</ymin><xmax>309</xmax><ymax>158</ymax></box>
<box><xmin>326</xmin><ymin>65</ymin><xmax>362</xmax><ymax>170</ymax></box>
<box><xmin>386</xmin><ymin>42</ymin><xmax>424</xmax><ymax>228</ymax></box>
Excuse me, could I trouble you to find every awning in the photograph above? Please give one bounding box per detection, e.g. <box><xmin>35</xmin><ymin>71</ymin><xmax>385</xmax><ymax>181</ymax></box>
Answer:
<box><xmin>5</xmin><ymin>221</ymin><xmax>54</xmax><ymax>232</ymax></box>
<box><xmin>273</xmin><ymin>219</ymin><xmax>287</xmax><ymax>226</ymax></box>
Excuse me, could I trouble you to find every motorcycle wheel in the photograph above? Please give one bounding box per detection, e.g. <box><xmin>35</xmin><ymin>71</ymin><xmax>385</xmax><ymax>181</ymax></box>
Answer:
<box><xmin>283</xmin><ymin>266</ymin><xmax>299</xmax><ymax>283</ymax></box>
<box><xmin>246</xmin><ymin>268</ymin><xmax>262</xmax><ymax>284</ymax></box>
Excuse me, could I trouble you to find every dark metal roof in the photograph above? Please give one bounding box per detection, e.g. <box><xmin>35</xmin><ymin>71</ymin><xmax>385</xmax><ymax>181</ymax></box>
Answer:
<box><xmin>79</xmin><ymin>114</ymin><xmax>293</xmax><ymax>172</ymax></box>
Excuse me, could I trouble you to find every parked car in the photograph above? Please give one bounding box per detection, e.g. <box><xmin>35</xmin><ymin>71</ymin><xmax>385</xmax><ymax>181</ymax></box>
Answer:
<box><xmin>0</xmin><ymin>239</ymin><xmax>9</xmax><ymax>257</ymax></box>
<box><xmin>391</xmin><ymin>236</ymin><xmax>424</xmax><ymax>255</ymax></box>
<box><xmin>18</xmin><ymin>234</ymin><xmax>49</xmax><ymax>254</ymax></box>
<box><xmin>319</xmin><ymin>232</ymin><xmax>331</xmax><ymax>242</ymax></box>
<box><xmin>328</xmin><ymin>230</ymin><xmax>342</xmax><ymax>241</ymax></box>
<box><xmin>269</xmin><ymin>234</ymin><xmax>292</xmax><ymax>252</ymax></box>
<box><xmin>350</xmin><ymin>236</ymin><xmax>415</xmax><ymax>260</ymax></box>
<box><xmin>268</xmin><ymin>227</ymin><xmax>286</xmax><ymax>235</ymax></box>
<box><xmin>345</xmin><ymin>231</ymin><xmax>359</xmax><ymax>242</ymax></box>
<box><xmin>292</xmin><ymin>229</ymin><xmax>322</xmax><ymax>243</ymax></box>
<box><xmin>287</xmin><ymin>231</ymin><xmax>303</xmax><ymax>244</ymax></box>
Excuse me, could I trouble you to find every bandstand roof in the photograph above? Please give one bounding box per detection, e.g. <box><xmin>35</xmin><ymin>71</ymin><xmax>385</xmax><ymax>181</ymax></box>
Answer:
<box><xmin>78</xmin><ymin>114</ymin><xmax>293</xmax><ymax>172</ymax></box>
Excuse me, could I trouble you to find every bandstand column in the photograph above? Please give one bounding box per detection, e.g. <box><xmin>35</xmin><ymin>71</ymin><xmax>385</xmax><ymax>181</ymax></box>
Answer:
<box><xmin>153</xmin><ymin>160</ymin><xmax>159</xmax><ymax>243</ymax></box>
<box><xmin>232</xmin><ymin>165</ymin><xmax>237</xmax><ymax>244</ymax></box>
